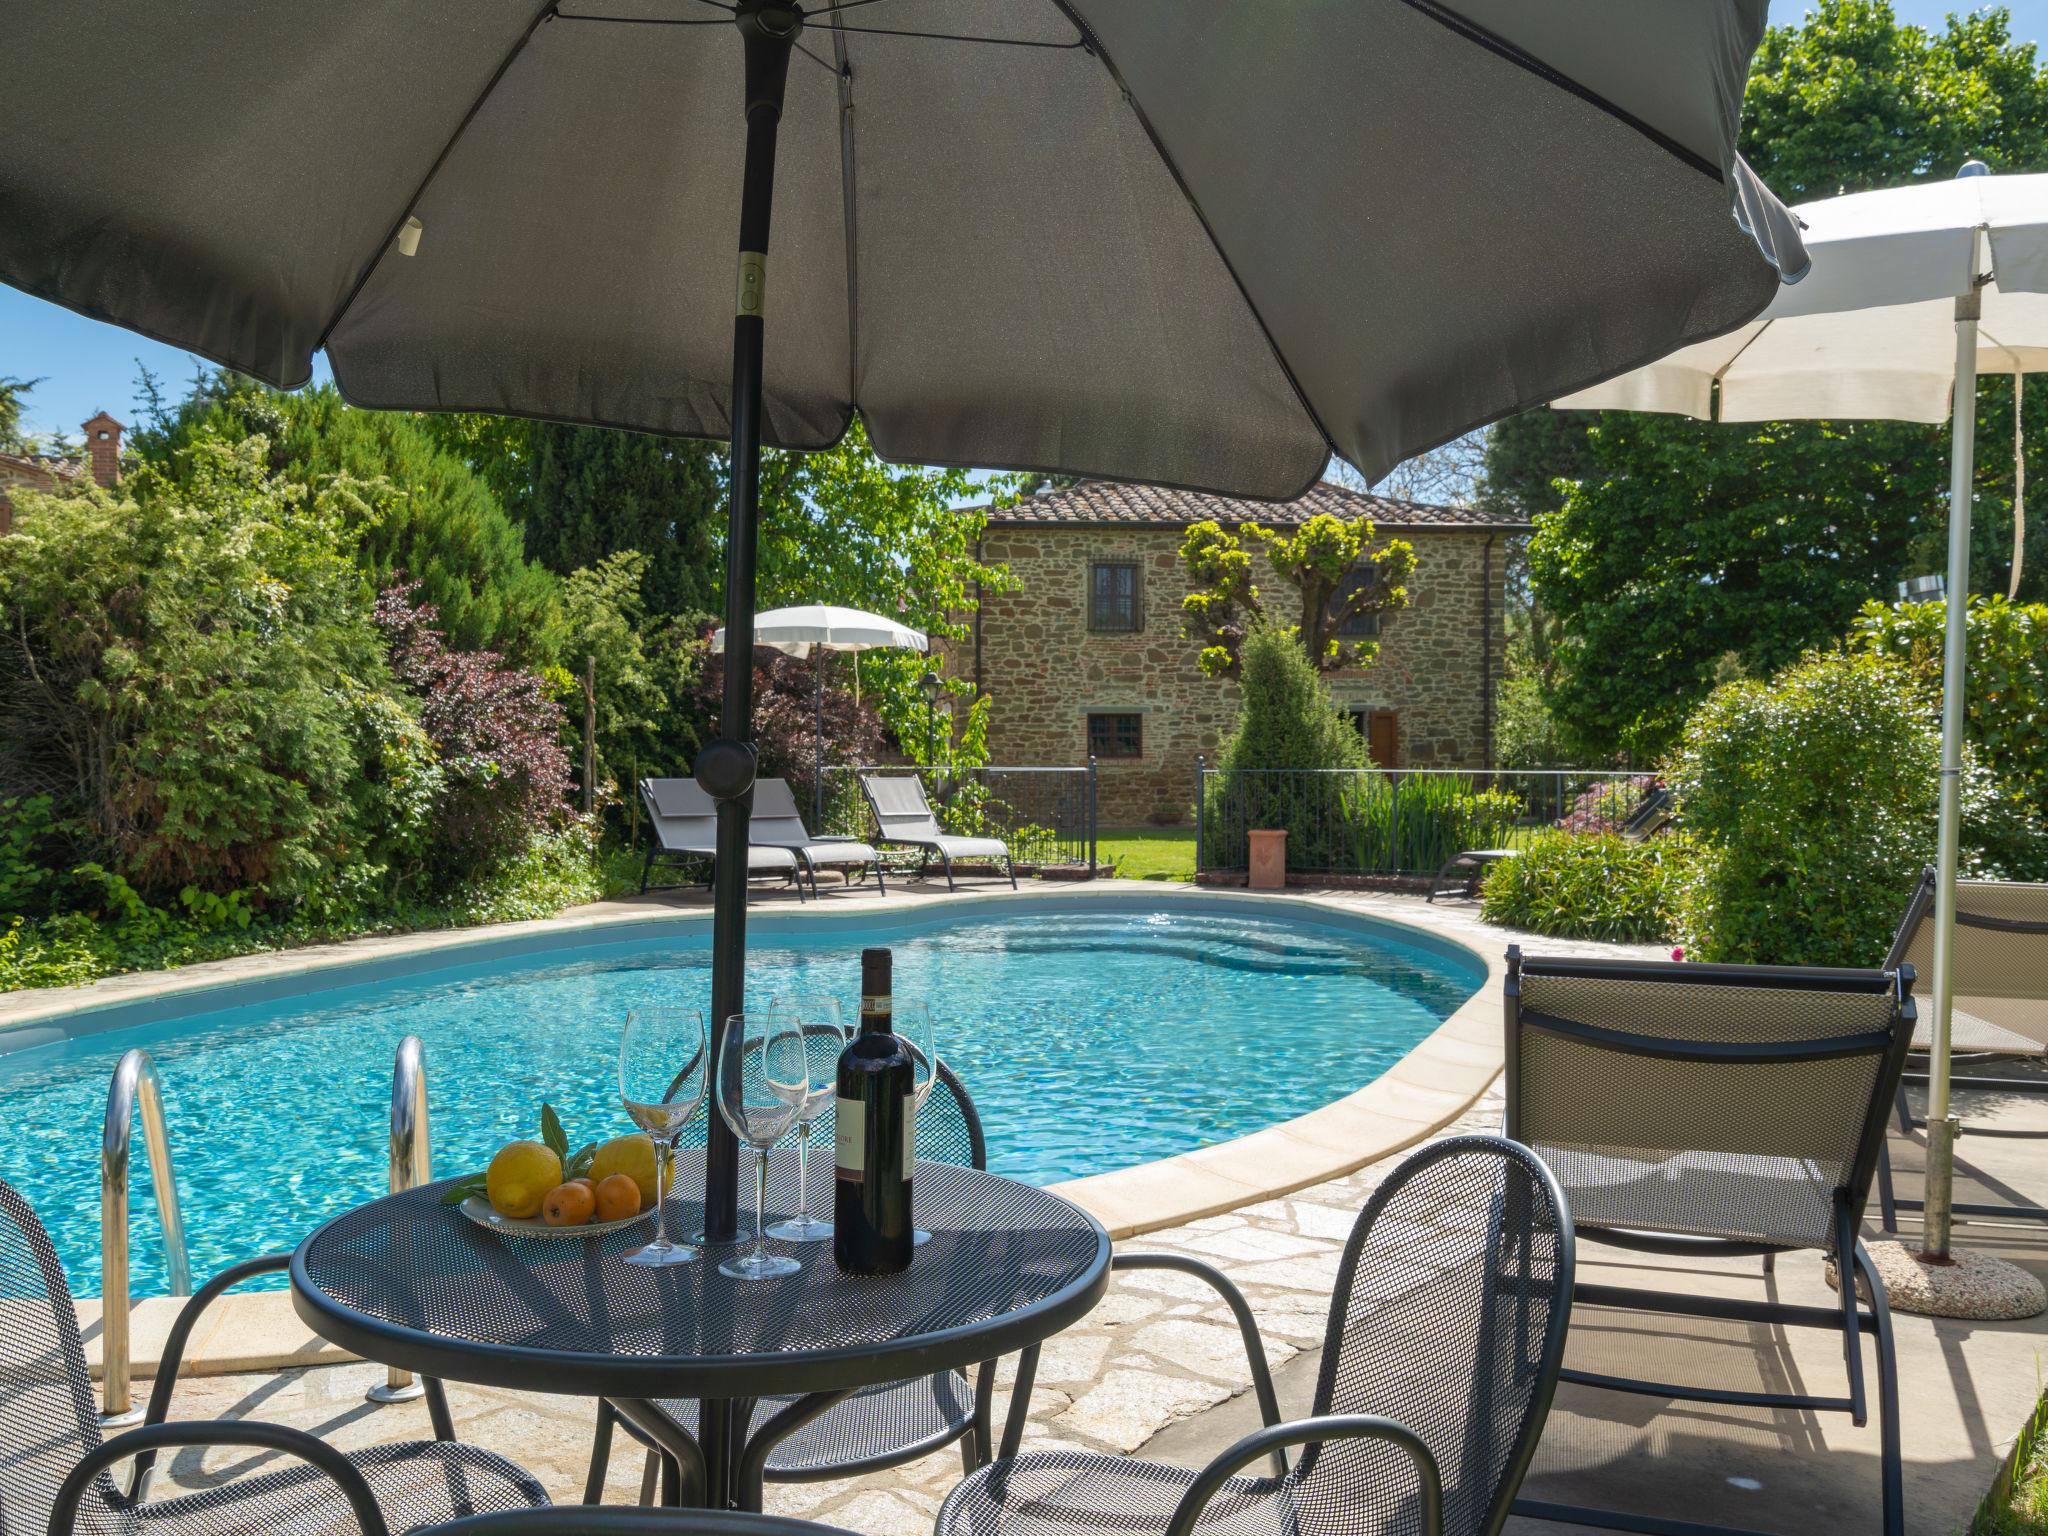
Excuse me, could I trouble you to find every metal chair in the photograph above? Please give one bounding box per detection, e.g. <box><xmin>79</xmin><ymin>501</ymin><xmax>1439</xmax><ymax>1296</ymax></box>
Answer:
<box><xmin>1875</xmin><ymin>866</ymin><xmax>2048</xmax><ymax>1228</ymax></box>
<box><xmin>423</xmin><ymin>1511</ymin><xmax>856</xmax><ymax>1536</ymax></box>
<box><xmin>749</xmin><ymin>778</ymin><xmax>884</xmax><ymax>897</ymax></box>
<box><xmin>586</xmin><ymin>1061</ymin><xmax>994</xmax><ymax>1501</ymax></box>
<box><xmin>0</xmin><ymin>1180</ymin><xmax>550</xmax><ymax>1536</ymax></box>
<box><xmin>1503</xmin><ymin>948</ymin><xmax>1916</xmax><ymax>1536</ymax></box>
<box><xmin>938</xmin><ymin>1135</ymin><xmax>1574</xmax><ymax>1536</ymax></box>
<box><xmin>856</xmin><ymin>773</ymin><xmax>1016</xmax><ymax>891</ymax></box>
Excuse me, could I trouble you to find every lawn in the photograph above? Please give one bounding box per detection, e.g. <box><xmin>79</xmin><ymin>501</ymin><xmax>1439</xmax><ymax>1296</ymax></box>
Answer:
<box><xmin>1097</xmin><ymin>827</ymin><xmax>1196</xmax><ymax>882</ymax></box>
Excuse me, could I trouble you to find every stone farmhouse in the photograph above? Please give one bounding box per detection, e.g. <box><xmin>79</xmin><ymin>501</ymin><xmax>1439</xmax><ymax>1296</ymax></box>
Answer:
<box><xmin>949</xmin><ymin>480</ymin><xmax>1530</xmax><ymax>827</ymax></box>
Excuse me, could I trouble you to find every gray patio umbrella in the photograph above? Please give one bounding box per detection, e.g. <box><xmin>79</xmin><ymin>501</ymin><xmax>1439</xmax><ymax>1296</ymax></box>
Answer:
<box><xmin>0</xmin><ymin>0</ymin><xmax>1804</xmax><ymax>1258</ymax></box>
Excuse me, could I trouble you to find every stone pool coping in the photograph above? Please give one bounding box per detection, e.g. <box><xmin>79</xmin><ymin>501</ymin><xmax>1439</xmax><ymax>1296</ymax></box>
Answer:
<box><xmin>11</xmin><ymin>879</ymin><xmax>1655</xmax><ymax>1379</ymax></box>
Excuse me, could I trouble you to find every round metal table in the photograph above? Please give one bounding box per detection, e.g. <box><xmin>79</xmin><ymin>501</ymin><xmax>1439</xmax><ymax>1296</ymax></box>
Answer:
<box><xmin>291</xmin><ymin>1151</ymin><xmax>1110</xmax><ymax>1508</ymax></box>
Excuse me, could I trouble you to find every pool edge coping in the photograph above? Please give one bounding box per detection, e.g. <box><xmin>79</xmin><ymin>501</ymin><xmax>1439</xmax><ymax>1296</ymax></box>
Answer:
<box><xmin>35</xmin><ymin>881</ymin><xmax>1512</xmax><ymax>1380</ymax></box>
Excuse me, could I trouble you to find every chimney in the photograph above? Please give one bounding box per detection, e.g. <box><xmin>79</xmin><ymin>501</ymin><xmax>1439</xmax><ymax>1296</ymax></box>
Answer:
<box><xmin>80</xmin><ymin>411</ymin><xmax>125</xmax><ymax>488</ymax></box>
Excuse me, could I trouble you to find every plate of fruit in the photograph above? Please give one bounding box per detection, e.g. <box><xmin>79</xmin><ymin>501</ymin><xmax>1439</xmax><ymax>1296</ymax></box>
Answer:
<box><xmin>442</xmin><ymin>1105</ymin><xmax>663</xmax><ymax>1238</ymax></box>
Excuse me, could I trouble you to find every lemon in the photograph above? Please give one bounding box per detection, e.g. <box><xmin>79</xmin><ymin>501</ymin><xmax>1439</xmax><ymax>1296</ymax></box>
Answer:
<box><xmin>486</xmin><ymin>1140</ymin><xmax>562</xmax><ymax>1220</ymax></box>
<box><xmin>589</xmin><ymin>1133</ymin><xmax>659</xmax><ymax>1208</ymax></box>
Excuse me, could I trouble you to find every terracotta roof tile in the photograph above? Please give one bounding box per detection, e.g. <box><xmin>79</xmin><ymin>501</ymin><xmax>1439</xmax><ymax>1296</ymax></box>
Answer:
<box><xmin>984</xmin><ymin>479</ymin><xmax>1529</xmax><ymax>532</ymax></box>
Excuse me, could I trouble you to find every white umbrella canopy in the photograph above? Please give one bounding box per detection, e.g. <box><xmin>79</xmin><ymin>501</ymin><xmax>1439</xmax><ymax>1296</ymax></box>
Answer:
<box><xmin>711</xmin><ymin>604</ymin><xmax>928</xmax><ymax>822</ymax></box>
<box><xmin>1558</xmin><ymin>164</ymin><xmax>2048</xmax><ymax>1267</ymax></box>
<box><xmin>710</xmin><ymin>604</ymin><xmax>929</xmax><ymax>658</ymax></box>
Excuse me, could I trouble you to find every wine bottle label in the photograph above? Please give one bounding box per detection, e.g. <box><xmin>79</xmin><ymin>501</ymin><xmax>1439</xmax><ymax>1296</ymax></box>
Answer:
<box><xmin>860</xmin><ymin>993</ymin><xmax>891</xmax><ymax>1013</ymax></box>
<box><xmin>903</xmin><ymin>1095</ymin><xmax>917</xmax><ymax>1180</ymax></box>
<box><xmin>835</xmin><ymin>1095</ymin><xmax>865</xmax><ymax>1182</ymax></box>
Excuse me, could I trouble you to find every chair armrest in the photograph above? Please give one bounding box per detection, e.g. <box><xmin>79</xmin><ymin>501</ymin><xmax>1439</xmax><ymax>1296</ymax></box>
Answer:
<box><xmin>131</xmin><ymin>1253</ymin><xmax>292</xmax><ymax>1497</ymax></box>
<box><xmin>1111</xmin><ymin>1253</ymin><xmax>1284</xmax><ymax>1463</ymax></box>
<box><xmin>1166</xmin><ymin>1415</ymin><xmax>1443</xmax><ymax>1536</ymax></box>
<box><xmin>50</xmin><ymin>1419</ymin><xmax>390</xmax><ymax>1536</ymax></box>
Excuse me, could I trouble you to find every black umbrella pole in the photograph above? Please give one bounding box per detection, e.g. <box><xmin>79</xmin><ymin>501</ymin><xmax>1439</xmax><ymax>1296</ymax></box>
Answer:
<box><xmin>702</xmin><ymin>0</ymin><xmax>795</xmax><ymax>1244</ymax></box>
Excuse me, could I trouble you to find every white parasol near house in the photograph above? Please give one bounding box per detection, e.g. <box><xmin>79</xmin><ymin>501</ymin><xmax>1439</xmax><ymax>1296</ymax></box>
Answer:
<box><xmin>1558</xmin><ymin>162</ymin><xmax>2048</xmax><ymax>1306</ymax></box>
<box><xmin>713</xmin><ymin>605</ymin><xmax>928</xmax><ymax>825</ymax></box>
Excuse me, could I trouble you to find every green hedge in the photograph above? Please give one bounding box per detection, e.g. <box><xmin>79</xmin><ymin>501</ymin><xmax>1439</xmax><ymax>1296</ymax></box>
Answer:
<box><xmin>1479</xmin><ymin>831</ymin><xmax>1683</xmax><ymax>944</ymax></box>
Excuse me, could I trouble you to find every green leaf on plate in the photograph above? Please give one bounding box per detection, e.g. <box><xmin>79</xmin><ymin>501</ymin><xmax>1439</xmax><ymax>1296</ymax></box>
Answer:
<box><xmin>540</xmin><ymin>1103</ymin><xmax>571</xmax><ymax>1162</ymax></box>
<box><xmin>440</xmin><ymin>1172</ymin><xmax>489</xmax><ymax>1205</ymax></box>
<box><xmin>566</xmin><ymin>1142</ymin><xmax>597</xmax><ymax>1180</ymax></box>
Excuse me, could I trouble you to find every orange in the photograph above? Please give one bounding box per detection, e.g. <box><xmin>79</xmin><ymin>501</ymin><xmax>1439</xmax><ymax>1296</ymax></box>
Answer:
<box><xmin>542</xmin><ymin>1181</ymin><xmax>596</xmax><ymax>1227</ymax></box>
<box><xmin>594</xmin><ymin>1173</ymin><xmax>642</xmax><ymax>1222</ymax></box>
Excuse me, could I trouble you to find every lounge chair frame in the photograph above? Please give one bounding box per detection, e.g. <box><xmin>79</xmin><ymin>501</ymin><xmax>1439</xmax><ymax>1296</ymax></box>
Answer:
<box><xmin>1503</xmin><ymin>949</ymin><xmax>1916</xmax><ymax>1536</ymax></box>
<box><xmin>857</xmin><ymin>772</ymin><xmax>1017</xmax><ymax>892</ymax></box>
<box><xmin>748</xmin><ymin>777</ymin><xmax>885</xmax><ymax>899</ymax></box>
<box><xmin>1875</xmin><ymin>866</ymin><xmax>2048</xmax><ymax>1230</ymax></box>
<box><xmin>637</xmin><ymin>777</ymin><xmax>804</xmax><ymax>899</ymax></box>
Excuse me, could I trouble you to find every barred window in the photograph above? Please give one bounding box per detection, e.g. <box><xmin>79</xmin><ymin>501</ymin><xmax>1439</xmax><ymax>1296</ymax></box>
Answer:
<box><xmin>1087</xmin><ymin>712</ymin><xmax>1143</xmax><ymax>759</ymax></box>
<box><xmin>1089</xmin><ymin>562</ymin><xmax>1141</xmax><ymax>632</ymax></box>
<box><xmin>1330</xmin><ymin>564</ymin><xmax>1382</xmax><ymax>638</ymax></box>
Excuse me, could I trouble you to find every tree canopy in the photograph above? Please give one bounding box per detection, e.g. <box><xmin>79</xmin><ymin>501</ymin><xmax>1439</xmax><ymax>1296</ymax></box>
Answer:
<box><xmin>1484</xmin><ymin>0</ymin><xmax>2048</xmax><ymax>760</ymax></box>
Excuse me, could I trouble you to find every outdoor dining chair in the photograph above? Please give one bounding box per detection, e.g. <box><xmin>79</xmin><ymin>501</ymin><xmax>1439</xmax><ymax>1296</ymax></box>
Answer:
<box><xmin>856</xmin><ymin>774</ymin><xmax>1016</xmax><ymax>892</ymax></box>
<box><xmin>938</xmin><ymin>1135</ymin><xmax>1574</xmax><ymax>1536</ymax></box>
<box><xmin>0</xmin><ymin>1180</ymin><xmax>551</xmax><ymax>1536</ymax></box>
<box><xmin>1874</xmin><ymin>866</ymin><xmax>2048</xmax><ymax>1229</ymax></box>
<box><xmin>748</xmin><ymin>778</ymin><xmax>884</xmax><ymax>898</ymax></box>
<box><xmin>1502</xmin><ymin>948</ymin><xmax>1916</xmax><ymax>1536</ymax></box>
<box><xmin>585</xmin><ymin>1060</ymin><xmax>995</xmax><ymax>1502</ymax></box>
<box><xmin>637</xmin><ymin>777</ymin><xmax>802</xmax><ymax>898</ymax></box>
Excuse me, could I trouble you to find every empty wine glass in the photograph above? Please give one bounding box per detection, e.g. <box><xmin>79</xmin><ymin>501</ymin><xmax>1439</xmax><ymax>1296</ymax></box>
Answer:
<box><xmin>765</xmin><ymin>996</ymin><xmax>846</xmax><ymax>1243</ymax></box>
<box><xmin>617</xmin><ymin>1007</ymin><xmax>709</xmax><ymax>1267</ymax></box>
<box><xmin>716</xmin><ymin>1011</ymin><xmax>808</xmax><ymax>1280</ymax></box>
<box><xmin>895</xmin><ymin>999</ymin><xmax>936</xmax><ymax>1247</ymax></box>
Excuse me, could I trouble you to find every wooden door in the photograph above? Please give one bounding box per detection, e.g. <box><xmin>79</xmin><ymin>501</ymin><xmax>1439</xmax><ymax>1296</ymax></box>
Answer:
<box><xmin>1366</xmin><ymin>710</ymin><xmax>1399</xmax><ymax>769</ymax></box>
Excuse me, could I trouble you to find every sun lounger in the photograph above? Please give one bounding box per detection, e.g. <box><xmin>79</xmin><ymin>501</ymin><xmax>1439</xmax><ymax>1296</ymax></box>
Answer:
<box><xmin>1427</xmin><ymin>783</ymin><xmax>1672</xmax><ymax>902</ymax></box>
<box><xmin>749</xmin><ymin>778</ymin><xmax>884</xmax><ymax>897</ymax></box>
<box><xmin>637</xmin><ymin>777</ymin><xmax>800</xmax><ymax>897</ymax></box>
<box><xmin>857</xmin><ymin>773</ymin><xmax>1016</xmax><ymax>891</ymax></box>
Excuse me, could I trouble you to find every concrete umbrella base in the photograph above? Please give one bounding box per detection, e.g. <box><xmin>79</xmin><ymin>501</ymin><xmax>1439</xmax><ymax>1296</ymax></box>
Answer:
<box><xmin>1827</xmin><ymin>1238</ymin><xmax>2047</xmax><ymax>1320</ymax></box>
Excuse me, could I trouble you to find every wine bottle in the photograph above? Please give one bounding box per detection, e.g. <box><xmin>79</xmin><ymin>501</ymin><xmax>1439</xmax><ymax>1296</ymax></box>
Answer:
<box><xmin>834</xmin><ymin>947</ymin><xmax>915</xmax><ymax>1274</ymax></box>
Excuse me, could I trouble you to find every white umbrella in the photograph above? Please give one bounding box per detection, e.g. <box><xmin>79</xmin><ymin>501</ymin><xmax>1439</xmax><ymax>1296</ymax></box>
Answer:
<box><xmin>1557</xmin><ymin>163</ymin><xmax>2048</xmax><ymax>1265</ymax></box>
<box><xmin>712</xmin><ymin>605</ymin><xmax>929</xmax><ymax>825</ymax></box>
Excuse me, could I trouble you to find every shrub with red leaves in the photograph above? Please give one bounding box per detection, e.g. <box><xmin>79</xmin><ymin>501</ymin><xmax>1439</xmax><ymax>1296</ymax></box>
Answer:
<box><xmin>693</xmin><ymin>645</ymin><xmax>888</xmax><ymax>817</ymax></box>
<box><xmin>374</xmin><ymin>582</ymin><xmax>571</xmax><ymax>877</ymax></box>
<box><xmin>1554</xmin><ymin>773</ymin><xmax>1661</xmax><ymax>835</ymax></box>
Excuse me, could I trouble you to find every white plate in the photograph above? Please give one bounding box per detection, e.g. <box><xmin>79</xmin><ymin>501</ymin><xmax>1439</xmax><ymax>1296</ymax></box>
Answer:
<box><xmin>458</xmin><ymin>1195</ymin><xmax>652</xmax><ymax>1239</ymax></box>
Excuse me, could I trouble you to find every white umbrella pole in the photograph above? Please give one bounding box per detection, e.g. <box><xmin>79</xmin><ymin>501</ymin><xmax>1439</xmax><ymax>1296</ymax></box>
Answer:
<box><xmin>1924</xmin><ymin>287</ymin><xmax>1981</xmax><ymax>1261</ymax></box>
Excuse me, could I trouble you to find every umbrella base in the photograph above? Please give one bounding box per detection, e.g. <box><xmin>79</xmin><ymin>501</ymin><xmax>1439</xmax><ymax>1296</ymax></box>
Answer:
<box><xmin>1827</xmin><ymin>1239</ymin><xmax>2045</xmax><ymax>1320</ymax></box>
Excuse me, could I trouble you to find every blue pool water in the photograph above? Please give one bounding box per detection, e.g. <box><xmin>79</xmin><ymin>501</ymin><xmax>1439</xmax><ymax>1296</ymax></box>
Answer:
<box><xmin>0</xmin><ymin>901</ymin><xmax>1480</xmax><ymax>1296</ymax></box>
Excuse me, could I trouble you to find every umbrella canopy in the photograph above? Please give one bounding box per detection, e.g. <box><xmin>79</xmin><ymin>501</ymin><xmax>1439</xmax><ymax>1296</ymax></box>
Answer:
<box><xmin>3</xmin><ymin>2</ymin><xmax>1800</xmax><ymax>491</ymax></box>
<box><xmin>711</xmin><ymin>604</ymin><xmax>928</xmax><ymax>658</ymax></box>
<box><xmin>1557</xmin><ymin>164</ymin><xmax>2048</xmax><ymax>1262</ymax></box>
<box><xmin>0</xmin><ymin>0</ymin><xmax>1802</xmax><ymax>1287</ymax></box>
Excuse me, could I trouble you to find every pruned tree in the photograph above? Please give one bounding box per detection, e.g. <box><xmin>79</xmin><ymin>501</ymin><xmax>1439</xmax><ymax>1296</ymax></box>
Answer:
<box><xmin>1180</xmin><ymin>513</ymin><xmax>1415</xmax><ymax>679</ymax></box>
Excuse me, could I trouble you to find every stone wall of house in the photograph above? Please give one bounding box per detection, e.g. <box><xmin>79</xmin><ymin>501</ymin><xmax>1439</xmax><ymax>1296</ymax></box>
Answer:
<box><xmin>944</xmin><ymin>524</ymin><xmax>1510</xmax><ymax>827</ymax></box>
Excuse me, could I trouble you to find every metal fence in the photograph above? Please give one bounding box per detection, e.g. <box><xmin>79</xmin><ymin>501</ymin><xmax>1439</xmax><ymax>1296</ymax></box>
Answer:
<box><xmin>1194</xmin><ymin>765</ymin><xmax>1655</xmax><ymax>878</ymax></box>
<box><xmin>821</xmin><ymin>762</ymin><xmax>1099</xmax><ymax>873</ymax></box>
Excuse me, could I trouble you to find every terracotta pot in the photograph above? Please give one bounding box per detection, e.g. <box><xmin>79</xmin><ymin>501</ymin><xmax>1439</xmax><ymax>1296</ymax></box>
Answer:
<box><xmin>1247</xmin><ymin>829</ymin><xmax>1288</xmax><ymax>891</ymax></box>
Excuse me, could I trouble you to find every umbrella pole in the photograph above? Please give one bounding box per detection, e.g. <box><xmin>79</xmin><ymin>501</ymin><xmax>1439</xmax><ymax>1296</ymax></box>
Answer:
<box><xmin>703</xmin><ymin>0</ymin><xmax>796</xmax><ymax>1245</ymax></box>
<box><xmin>1923</xmin><ymin>288</ymin><xmax>1981</xmax><ymax>1262</ymax></box>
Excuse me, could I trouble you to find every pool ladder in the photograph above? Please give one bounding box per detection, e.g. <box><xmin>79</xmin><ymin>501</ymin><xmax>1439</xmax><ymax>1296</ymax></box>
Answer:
<box><xmin>96</xmin><ymin>1035</ymin><xmax>435</xmax><ymax>1422</ymax></box>
<box><xmin>100</xmin><ymin>1048</ymin><xmax>191</xmax><ymax>1424</ymax></box>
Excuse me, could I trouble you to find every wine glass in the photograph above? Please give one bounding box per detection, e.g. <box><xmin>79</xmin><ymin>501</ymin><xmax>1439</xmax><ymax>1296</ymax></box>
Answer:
<box><xmin>895</xmin><ymin>999</ymin><xmax>936</xmax><ymax>1247</ymax></box>
<box><xmin>765</xmin><ymin>996</ymin><xmax>846</xmax><ymax>1243</ymax></box>
<box><xmin>617</xmin><ymin>1007</ymin><xmax>709</xmax><ymax>1267</ymax></box>
<box><xmin>715</xmin><ymin>1011</ymin><xmax>808</xmax><ymax>1280</ymax></box>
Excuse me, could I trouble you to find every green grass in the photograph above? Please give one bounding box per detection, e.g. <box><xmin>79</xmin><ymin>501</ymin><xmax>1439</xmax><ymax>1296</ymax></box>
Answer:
<box><xmin>1978</xmin><ymin>1389</ymin><xmax>2048</xmax><ymax>1534</ymax></box>
<box><xmin>1098</xmin><ymin>827</ymin><xmax>1196</xmax><ymax>882</ymax></box>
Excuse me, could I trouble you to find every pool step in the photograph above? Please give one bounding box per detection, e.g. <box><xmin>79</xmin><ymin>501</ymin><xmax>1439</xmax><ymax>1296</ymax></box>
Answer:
<box><xmin>75</xmin><ymin>1292</ymin><xmax>354</xmax><ymax>1382</ymax></box>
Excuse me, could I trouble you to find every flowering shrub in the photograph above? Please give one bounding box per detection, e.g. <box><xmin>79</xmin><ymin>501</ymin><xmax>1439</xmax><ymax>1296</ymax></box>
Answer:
<box><xmin>692</xmin><ymin>644</ymin><xmax>887</xmax><ymax>817</ymax></box>
<box><xmin>1481</xmin><ymin>831</ymin><xmax>1684</xmax><ymax>944</ymax></box>
<box><xmin>1554</xmin><ymin>774</ymin><xmax>1660</xmax><ymax>834</ymax></box>
<box><xmin>374</xmin><ymin>583</ymin><xmax>570</xmax><ymax>878</ymax></box>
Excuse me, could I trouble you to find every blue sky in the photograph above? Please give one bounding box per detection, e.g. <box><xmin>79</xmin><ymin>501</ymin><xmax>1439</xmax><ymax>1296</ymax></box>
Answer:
<box><xmin>6</xmin><ymin>0</ymin><xmax>2046</xmax><ymax>441</ymax></box>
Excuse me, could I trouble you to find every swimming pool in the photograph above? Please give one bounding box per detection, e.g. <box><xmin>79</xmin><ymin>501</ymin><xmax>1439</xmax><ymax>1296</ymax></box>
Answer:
<box><xmin>0</xmin><ymin>895</ymin><xmax>1482</xmax><ymax>1296</ymax></box>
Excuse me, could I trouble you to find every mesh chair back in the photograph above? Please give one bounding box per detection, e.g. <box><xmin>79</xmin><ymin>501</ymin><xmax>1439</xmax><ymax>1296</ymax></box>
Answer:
<box><xmin>1506</xmin><ymin>953</ymin><xmax>1914</xmax><ymax>1250</ymax></box>
<box><xmin>1888</xmin><ymin>868</ymin><xmax>2048</xmax><ymax>1050</ymax></box>
<box><xmin>749</xmin><ymin>780</ymin><xmax>816</xmax><ymax>844</ymax></box>
<box><xmin>1295</xmin><ymin>1137</ymin><xmax>1572</xmax><ymax>1536</ymax></box>
<box><xmin>859</xmin><ymin>775</ymin><xmax>943</xmax><ymax>843</ymax></box>
<box><xmin>641</xmin><ymin>777</ymin><xmax>718</xmax><ymax>853</ymax></box>
<box><xmin>0</xmin><ymin>1180</ymin><xmax>105</xmax><ymax>1536</ymax></box>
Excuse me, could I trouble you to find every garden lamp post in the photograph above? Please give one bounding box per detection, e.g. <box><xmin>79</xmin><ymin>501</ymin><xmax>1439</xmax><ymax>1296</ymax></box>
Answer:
<box><xmin>919</xmin><ymin>670</ymin><xmax>942</xmax><ymax>767</ymax></box>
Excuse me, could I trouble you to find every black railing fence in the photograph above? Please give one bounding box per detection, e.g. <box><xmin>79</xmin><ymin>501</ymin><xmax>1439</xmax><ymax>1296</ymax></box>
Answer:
<box><xmin>821</xmin><ymin>762</ymin><xmax>1098</xmax><ymax>873</ymax></box>
<box><xmin>1194</xmin><ymin>765</ymin><xmax>1655</xmax><ymax>878</ymax></box>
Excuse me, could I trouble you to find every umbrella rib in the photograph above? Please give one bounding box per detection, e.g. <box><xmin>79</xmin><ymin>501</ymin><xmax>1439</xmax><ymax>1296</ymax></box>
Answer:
<box><xmin>314</xmin><ymin>0</ymin><xmax>561</xmax><ymax>354</ymax></box>
<box><xmin>788</xmin><ymin>22</ymin><xmax>1085</xmax><ymax>48</ymax></box>
<box><xmin>791</xmin><ymin>37</ymin><xmax>840</xmax><ymax>71</ymax></box>
<box><xmin>1394</xmin><ymin>0</ymin><xmax>1721</xmax><ymax>181</ymax></box>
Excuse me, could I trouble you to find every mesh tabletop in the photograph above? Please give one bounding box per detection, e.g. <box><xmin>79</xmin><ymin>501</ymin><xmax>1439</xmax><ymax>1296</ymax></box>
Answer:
<box><xmin>291</xmin><ymin>1153</ymin><xmax>1108</xmax><ymax>1399</ymax></box>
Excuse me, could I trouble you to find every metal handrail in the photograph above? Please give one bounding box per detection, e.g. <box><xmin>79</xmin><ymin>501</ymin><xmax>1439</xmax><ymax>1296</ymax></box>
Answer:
<box><xmin>100</xmin><ymin>1048</ymin><xmax>191</xmax><ymax>1424</ymax></box>
<box><xmin>367</xmin><ymin>1035</ymin><xmax>432</xmax><ymax>1405</ymax></box>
